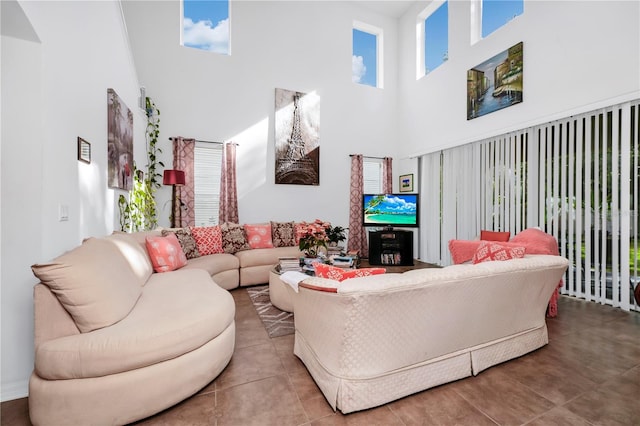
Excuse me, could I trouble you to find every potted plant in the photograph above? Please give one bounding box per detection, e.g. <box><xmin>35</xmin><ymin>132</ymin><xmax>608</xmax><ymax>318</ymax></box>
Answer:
<box><xmin>298</xmin><ymin>219</ymin><xmax>330</xmax><ymax>258</ymax></box>
<box><xmin>325</xmin><ymin>225</ymin><xmax>346</xmax><ymax>247</ymax></box>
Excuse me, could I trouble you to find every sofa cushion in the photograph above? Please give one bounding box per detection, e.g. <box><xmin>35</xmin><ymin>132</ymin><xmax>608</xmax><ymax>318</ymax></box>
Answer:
<box><xmin>190</xmin><ymin>226</ymin><xmax>224</xmax><ymax>256</ymax></box>
<box><xmin>162</xmin><ymin>228</ymin><xmax>200</xmax><ymax>259</ymax></box>
<box><xmin>220</xmin><ymin>222</ymin><xmax>251</xmax><ymax>253</ymax></box>
<box><xmin>271</xmin><ymin>221</ymin><xmax>296</xmax><ymax>247</ymax></box>
<box><xmin>472</xmin><ymin>241</ymin><xmax>525</xmax><ymax>264</ymax></box>
<box><xmin>244</xmin><ymin>223</ymin><xmax>274</xmax><ymax>249</ymax></box>
<box><xmin>313</xmin><ymin>263</ymin><xmax>386</xmax><ymax>282</ymax></box>
<box><xmin>145</xmin><ymin>233</ymin><xmax>188</xmax><ymax>273</ymax></box>
<box><xmin>182</xmin><ymin>253</ymin><xmax>239</xmax><ymax>276</ymax></box>
<box><xmin>34</xmin><ymin>269</ymin><xmax>235</xmax><ymax>380</ymax></box>
<box><xmin>480</xmin><ymin>230</ymin><xmax>511</xmax><ymax>242</ymax></box>
<box><xmin>31</xmin><ymin>236</ymin><xmax>144</xmax><ymax>333</ymax></box>
<box><xmin>234</xmin><ymin>246</ymin><xmax>302</xmax><ymax>268</ymax></box>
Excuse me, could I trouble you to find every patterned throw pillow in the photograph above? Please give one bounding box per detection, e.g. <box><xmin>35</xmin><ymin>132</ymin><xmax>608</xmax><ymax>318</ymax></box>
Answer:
<box><xmin>145</xmin><ymin>233</ymin><xmax>188</xmax><ymax>273</ymax></box>
<box><xmin>190</xmin><ymin>226</ymin><xmax>224</xmax><ymax>256</ymax></box>
<box><xmin>161</xmin><ymin>228</ymin><xmax>200</xmax><ymax>259</ymax></box>
<box><xmin>244</xmin><ymin>223</ymin><xmax>274</xmax><ymax>249</ymax></box>
<box><xmin>271</xmin><ymin>221</ymin><xmax>296</xmax><ymax>247</ymax></box>
<box><xmin>480</xmin><ymin>230</ymin><xmax>511</xmax><ymax>242</ymax></box>
<box><xmin>220</xmin><ymin>222</ymin><xmax>251</xmax><ymax>254</ymax></box>
<box><xmin>472</xmin><ymin>241</ymin><xmax>525</xmax><ymax>264</ymax></box>
<box><xmin>313</xmin><ymin>263</ymin><xmax>386</xmax><ymax>282</ymax></box>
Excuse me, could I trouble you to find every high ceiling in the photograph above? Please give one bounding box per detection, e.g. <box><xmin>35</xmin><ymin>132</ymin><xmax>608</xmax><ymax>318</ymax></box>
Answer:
<box><xmin>354</xmin><ymin>1</ymin><xmax>416</xmax><ymax>18</ymax></box>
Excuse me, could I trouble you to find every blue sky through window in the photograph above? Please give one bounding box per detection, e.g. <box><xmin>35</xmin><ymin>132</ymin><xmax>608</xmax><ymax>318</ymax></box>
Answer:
<box><xmin>352</xmin><ymin>29</ymin><xmax>377</xmax><ymax>87</ymax></box>
<box><xmin>183</xmin><ymin>0</ymin><xmax>229</xmax><ymax>54</ymax></box>
<box><xmin>424</xmin><ymin>1</ymin><xmax>448</xmax><ymax>74</ymax></box>
<box><xmin>482</xmin><ymin>0</ymin><xmax>523</xmax><ymax>38</ymax></box>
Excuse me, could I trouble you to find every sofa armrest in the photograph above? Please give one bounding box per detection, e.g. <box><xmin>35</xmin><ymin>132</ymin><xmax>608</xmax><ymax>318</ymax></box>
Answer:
<box><xmin>34</xmin><ymin>283</ymin><xmax>80</xmax><ymax>347</ymax></box>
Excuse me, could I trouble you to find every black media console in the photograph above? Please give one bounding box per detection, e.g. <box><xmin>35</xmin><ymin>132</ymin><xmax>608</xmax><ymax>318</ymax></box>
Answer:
<box><xmin>368</xmin><ymin>229</ymin><xmax>414</xmax><ymax>266</ymax></box>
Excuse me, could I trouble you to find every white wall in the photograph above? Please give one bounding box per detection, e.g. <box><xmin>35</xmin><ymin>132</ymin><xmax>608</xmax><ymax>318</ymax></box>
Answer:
<box><xmin>122</xmin><ymin>0</ymin><xmax>402</xmax><ymax>228</ymax></box>
<box><xmin>397</xmin><ymin>0</ymin><xmax>640</xmax><ymax>158</ymax></box>
<box><xmin>0</xmin><ymin>0</ymin><xmax>144</xmax><ymax>400</ymax></box>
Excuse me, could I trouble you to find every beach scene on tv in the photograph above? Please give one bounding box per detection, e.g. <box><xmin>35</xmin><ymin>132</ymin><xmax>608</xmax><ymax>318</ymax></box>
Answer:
<box><xmin>363</xmin><ymin>194</ymin><xmax>418</xmax><ymax>226</ymax></box>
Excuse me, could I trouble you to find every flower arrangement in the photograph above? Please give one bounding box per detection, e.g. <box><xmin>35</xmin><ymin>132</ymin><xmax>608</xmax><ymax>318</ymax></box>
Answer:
<box><xmin>298</xmin><ymin>219</ymin><xmax>331</xmax><ymax>258</ymax></box>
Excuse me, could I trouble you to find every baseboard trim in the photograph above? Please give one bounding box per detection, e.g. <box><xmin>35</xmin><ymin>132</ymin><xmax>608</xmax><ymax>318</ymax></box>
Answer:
<box><xmin>1</xmin><ymin>379</ymin><xmax>29</xmax><ymax>402</ymax></box>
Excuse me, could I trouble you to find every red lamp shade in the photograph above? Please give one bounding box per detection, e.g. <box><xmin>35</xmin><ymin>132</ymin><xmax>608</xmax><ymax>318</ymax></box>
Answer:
<box><xmin>163</xmin><ymin>169</ymin><xmax>186</xmax><ymax>186</ymax></box>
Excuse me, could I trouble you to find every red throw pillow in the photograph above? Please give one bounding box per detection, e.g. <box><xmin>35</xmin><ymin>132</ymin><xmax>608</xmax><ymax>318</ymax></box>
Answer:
<box><xmin>472</xmin><ymin>241</ymin><xmax>525</xmax><ymax>264</ymax></box>
<box><xmin>145</xmin><ymin>233</ymin><xmax>188</xmax><ymax>273</ymax></box>
<box><xmin>244</xmin><ymin>223</ymin><xmax>274</xmax><ymax>249</ymax></box>
<box><xmin>190</xmin><ymin>226</ymin><xmax>224</xmax><ymax>255</ymax></box>
<box><xmin>480</xmin><ymin>230</ymin><xmax>511</xmax><ymax>242</ymax></box>
<box><xmin>313</xmin><ymin>263</ymin><xmax>386</xmax><ymax>282</ymax></box>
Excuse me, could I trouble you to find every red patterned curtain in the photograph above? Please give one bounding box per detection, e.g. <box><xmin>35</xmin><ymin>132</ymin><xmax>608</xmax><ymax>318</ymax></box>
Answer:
<box><xmin>382</xmin><ymin>156</ymin><xmax>393</xmax><ymax>193</ymax></box>
<box><xmin>172</xmin><ymin>137</ymin><xmax>195</xmax><ymax>227</ymax></box>
<box><xmin>219</xmin><ymin>142</ymin><xmax>239</xmax><ymax>224</ymax></box>
<box><xmin>348</xmin><ymin>154</ymin><xmax>369</xmax><ymax>258</ymax></box>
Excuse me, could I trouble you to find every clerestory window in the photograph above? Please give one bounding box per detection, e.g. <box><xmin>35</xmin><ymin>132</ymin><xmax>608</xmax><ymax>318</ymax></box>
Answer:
<box><xmin>352</xmin><ymin>22</ymin><xmax>383</xmax><ymax>88</ymax></box>
<box><xmin>181</xmin><ymin>0</ymin><xmax>230</xmax><ymax>55</ymax></box>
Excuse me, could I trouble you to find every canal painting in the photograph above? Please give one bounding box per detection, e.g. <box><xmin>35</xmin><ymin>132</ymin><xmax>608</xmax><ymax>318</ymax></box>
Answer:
<box><xmin>467</xmin><ymin>42</ymin><xmax>523</xmax><ymax>120</ymax></box>
<box><xmin>274</xmin><ymin>88</ymin><xmax>320</xmax><ymax>185</ymax></box>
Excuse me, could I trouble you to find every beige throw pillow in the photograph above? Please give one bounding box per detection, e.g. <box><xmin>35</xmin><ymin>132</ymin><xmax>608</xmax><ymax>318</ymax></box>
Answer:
<box><xmin>31</xmin><ymin>237</ymin><xmax>144</xmax><ymax>333</ymax></box>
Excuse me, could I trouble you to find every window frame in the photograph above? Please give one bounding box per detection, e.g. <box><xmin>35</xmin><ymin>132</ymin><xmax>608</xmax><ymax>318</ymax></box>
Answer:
<box><xmin>352</xmin><ymin>21</ymin><xmax>384</xmax><ymax>89</ymax></box>
<box><xmin>417</xmin><ymin>0</ymin><xmax>448</xmax><ymax>80</ymax></box>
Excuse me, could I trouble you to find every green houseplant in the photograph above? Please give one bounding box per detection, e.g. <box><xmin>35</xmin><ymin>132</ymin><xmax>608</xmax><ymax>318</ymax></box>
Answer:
<box><xmin>326</xmin><ymin>225</ymin><xmax>346</xmax><ymax>246</ymax></box>
<box><xmin>118</xmin><ymin>96</ymin><xmax>164</xmax><ymax>231</ymax></box>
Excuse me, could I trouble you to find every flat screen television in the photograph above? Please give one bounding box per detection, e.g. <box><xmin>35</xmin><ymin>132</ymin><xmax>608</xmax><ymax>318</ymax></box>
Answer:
<box><xmin>363</xmin><ymin>193</ymin><xmax>419</xmax><ymax>228</ymax></box>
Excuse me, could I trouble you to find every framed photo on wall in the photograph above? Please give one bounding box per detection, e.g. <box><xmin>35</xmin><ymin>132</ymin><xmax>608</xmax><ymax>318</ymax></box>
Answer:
<box><xmin>399</xmin><ymin>174</ymin><xmax>414</xmax><ymax>192</ymax></box>
<box><xmin>77</xmin><ymin>137</ymin><xmax>91</xmax><ymax>164</ymax></box>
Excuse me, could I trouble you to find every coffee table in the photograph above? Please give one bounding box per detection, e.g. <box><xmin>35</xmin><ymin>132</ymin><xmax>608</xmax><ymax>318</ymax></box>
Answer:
<box><xmin>269</xmin><ymin>259</ymin><xmax>440</xmax><ymax>313</ymax></box>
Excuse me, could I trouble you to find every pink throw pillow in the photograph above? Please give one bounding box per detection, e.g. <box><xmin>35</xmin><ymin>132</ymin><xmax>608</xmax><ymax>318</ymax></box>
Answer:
<box><xmin>145</xmin><ymin>233</ymin><xmax>188</xmax><ymax>273</ymax></box>
<box><xmin>244</xmin><ymin>223</ymin><xmax>274</xmax><ymax>249</ymax></box>
<box><xmin>480</xmin><ymin>230</ymin><xmax>511</xmax><ymax>242</ymax></box>
<box><xmin>313</xmin><ymin>263</ymin><xmax>386</xmax><ymax>282</ymax></box>
<box><xmin>472</xmin><ymin>241</ymin><xmax>525</xmax><ymax>264</ymax></box>
<box><xmin>190</xmin><ymin>226</ymin><xmax>223</xmax><ymax>255</ymax></box>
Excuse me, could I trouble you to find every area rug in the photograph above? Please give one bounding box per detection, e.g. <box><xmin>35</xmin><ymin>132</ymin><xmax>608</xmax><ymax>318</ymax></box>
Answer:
<box><xmin>246</xmin><ymin>285</ymin><xmax>295</xmax><ymax>338</ymax></box>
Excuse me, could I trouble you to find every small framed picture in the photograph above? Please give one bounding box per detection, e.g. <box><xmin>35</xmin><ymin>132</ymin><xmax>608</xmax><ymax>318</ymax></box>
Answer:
<box><xmin>399</xmin><ymin>173</ymin><xmax>414</xmax><ymax>192</ymax></box>
<box><xmin>78</xmin><ymin>137</ymin><xmax>91</xmax><ymax>164</ymax></box>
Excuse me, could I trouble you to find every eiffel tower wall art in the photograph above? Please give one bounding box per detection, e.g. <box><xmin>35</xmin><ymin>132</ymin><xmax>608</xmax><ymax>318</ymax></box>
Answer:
<box><xmin>274</xmin><ymin>88</ymin><xmax>320</xmax><ymax>185</ymax></box>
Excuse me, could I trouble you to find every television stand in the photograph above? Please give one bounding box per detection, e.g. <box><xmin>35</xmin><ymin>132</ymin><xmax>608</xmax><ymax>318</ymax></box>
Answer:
<box><xmin>368</xmin><ymin>230</ymin><xmax>414</xmax><ymax>266</ymax></box>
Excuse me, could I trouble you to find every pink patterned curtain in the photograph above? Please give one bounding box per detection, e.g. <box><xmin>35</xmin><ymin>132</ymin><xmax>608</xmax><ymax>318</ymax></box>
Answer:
<box><xmin>172</xmin><ymin>137</ymin><xmax>195</xmax><ymax>227</ymax></box>
<box><xmin>382</xmin><ymin>156</ymin><xmax>393</xmax><ymax>193</ymax></box>
<box><xmin>219</xmin><ymin>142</ymin><xmax>239</xmax><ymax>224</ymax></box>
<box><xmin>347</xmin><ymin>155</ymin><xmax>369</xmax><ymax>258</ymax></box>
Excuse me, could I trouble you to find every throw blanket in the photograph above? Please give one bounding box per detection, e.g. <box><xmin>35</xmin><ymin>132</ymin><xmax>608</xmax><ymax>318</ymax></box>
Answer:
<box><xmin>448</xmin><ymin>228</ymin><xmax>562</xmax><ymax>317</ymax></box>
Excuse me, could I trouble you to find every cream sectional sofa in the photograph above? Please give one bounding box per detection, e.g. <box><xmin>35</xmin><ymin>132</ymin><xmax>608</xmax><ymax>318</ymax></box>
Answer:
<box><xmin>29</xmin><ymin>227</ymin><xmax>301</xmax><ymax>425</ymax></box>
<box><xmin>293</xmin><ymin>254</ymin><xmax>569</xmax><ymax>414</ymax></box>
<box><xmin>29</xmin><ymin>232</ymin><xmax>237</xmax><ymax>425</ymax></box>
<box><xmin>134</xmin><ymin>229</ymin><xmax>302</xmax><ymax>289</ymax></box>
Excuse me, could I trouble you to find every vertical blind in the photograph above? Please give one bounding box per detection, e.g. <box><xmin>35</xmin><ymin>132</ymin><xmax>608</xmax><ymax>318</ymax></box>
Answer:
<box><xmin>419</xmin><ymin>100</ymin><xmax>640</xmax><ymax>312</ymax></box>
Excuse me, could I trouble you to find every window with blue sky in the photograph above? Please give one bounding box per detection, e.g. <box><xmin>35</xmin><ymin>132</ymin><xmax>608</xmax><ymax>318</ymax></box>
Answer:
<box><xmin>482</xmin><ymin>0</ymin><xmax>523</xmax><ymax>38</ymax></box>
<box><xmin>182</xmin><ymin>0</ymin><xmax>229</xmax><ymax>54</ymax></box>
<box><xmin>352</xmin><ymin>27</ymin><xmax>378</xmax><ymax>88</ymax></box>
<box><xmin>424</xmin><ymin>1</ymin><xmax>448</xmax><ymax>75</ymax></box>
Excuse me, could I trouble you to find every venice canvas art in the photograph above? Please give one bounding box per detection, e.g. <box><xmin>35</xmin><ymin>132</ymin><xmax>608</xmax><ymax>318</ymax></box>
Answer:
<box><xmin>274</xmin><ymin>88</ymin><xmax>320</xmax><ymax>185</ymax></box>
<box><xmin>467</xmin><ymin>42</ymin><xmax>523</xmax><ymax>120</ymax></box>
<box><xmin>107</xmin><ymin>88</ymin><xmax>134</xmax><ymax>190</ymax></box>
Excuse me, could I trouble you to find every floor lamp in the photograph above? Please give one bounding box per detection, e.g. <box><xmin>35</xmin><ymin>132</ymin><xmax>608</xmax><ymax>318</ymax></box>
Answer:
<box><xmin>163</xmin><ymin>169</ymin><xmax>186</xmax><ymax>228</ymax></box>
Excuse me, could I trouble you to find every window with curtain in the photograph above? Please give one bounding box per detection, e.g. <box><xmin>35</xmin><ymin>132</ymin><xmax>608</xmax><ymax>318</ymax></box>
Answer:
<box><xmin>193</xmin><ymin>142</ymin><xmax>223</xmax><ymax>226</ymax></box>
<box><xmin>363</xmin><ymin>158</ymin><xmax>383</xmax><ymax>193</ymax></box>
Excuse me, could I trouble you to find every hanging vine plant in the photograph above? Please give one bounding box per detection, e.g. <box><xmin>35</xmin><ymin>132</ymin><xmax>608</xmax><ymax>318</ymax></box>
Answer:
<box><xmin>118</xmin><ymin>96</ymin><xmax>164</xmax><ymax>231</ymax></box>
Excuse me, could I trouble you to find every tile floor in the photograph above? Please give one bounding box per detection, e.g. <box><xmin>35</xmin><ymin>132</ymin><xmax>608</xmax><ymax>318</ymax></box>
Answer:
<box><xmin>2</xmin><ymin>293</ymin><xmax>639</xmax><ymax>425</ymax></box>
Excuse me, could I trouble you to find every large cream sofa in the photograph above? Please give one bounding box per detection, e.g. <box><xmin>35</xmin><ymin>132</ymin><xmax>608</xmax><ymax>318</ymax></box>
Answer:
<box><xmin>29</xmin><ymin>227</ymin><xmax>301</xmax><ymax>425</ymax></box>
<box><xmin>293</xmin><ymin>254</ymin><xmax>569</xmax><ymax>414</ymax></box>
<box><xmin>29</xmin><ymin>232</ymin><xmax>238</xmax><ymax>425</ymax></box>
<box><xmin>132</xmin><ymin>229</ymin><xmax>302</xmax><ymax>289</ymax></box>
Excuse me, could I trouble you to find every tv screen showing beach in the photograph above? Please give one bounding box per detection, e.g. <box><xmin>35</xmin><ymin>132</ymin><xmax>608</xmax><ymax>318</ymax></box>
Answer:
<box><xmin>363</xmin><ymin>194</ymin><xmax>419</xmax><ymax>227</ymax></box>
